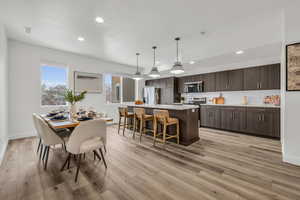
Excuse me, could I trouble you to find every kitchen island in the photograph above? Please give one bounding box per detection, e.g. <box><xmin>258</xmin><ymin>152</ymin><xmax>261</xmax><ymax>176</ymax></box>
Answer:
<box><xmin>125</xmin><ymin>103</ymin><xmax>199</xmax><ymax>146</ymax></box>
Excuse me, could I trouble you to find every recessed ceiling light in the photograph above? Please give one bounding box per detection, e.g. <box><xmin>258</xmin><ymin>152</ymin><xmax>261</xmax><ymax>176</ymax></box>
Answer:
<box><xmin>236</xmin><ymin>50</ymin><xmax>244</xmax><ymax>55</ymax></box>
<box><xmin>24</xmin><ymin>26</ymin><xmax>31</xmax><ymax>34</ymax></box>
<box><xmin>95</xmin><ymin>17</ymin><xmax>104</xmax><ymax>24</ymax></box>
<box><xmin>189</xmin><ymin>61</ymin><xmax>195</xmax><ymax>64</ymax></box>
<box><xmin>77</xmin><ymin>36</ymin><xmax>85</xmax><ymax>42</ymax></box>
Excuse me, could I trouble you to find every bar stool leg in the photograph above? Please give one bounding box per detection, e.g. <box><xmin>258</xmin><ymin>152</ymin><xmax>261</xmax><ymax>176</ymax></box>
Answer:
<box><xmin>163</xmin><ymin>123</ymin><xmax>167</xmax><ymax>145</ymax></box>
<box><xmin>118</xmin><ymin>116</ymin><xmax>121</xmax><ymax>134</ymax></box>
<box><xmin>133</xmin><ymin>117</ymin><xmax>136</xmax><ymax>139</ymax></box>
<box><xmin>139</xmin><ymin>118</ymin><xmax>143</xmax><ymax>142</ymax></box>
<box><xmin>153</xmin><ymin>119</ymin><xmax>157</xmax><ymax>146</ymax></box>
<box><xmin>176</xmin><ymin>122</ymin><xmax>180</xmax><ymax>144</ymax></box>
<box><xmin>123</xmin><ymin>116</ymin><xmax>127</xmax><ymax>136</ymax></box>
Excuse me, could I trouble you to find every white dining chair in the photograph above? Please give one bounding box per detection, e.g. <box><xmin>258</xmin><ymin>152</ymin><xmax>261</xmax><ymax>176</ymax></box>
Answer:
<box><xmin>61</xmin><ymin>119</ymin><xmax>107</xmax><ymax>182</ymax></box>
<box><xmin>32</xmin><ymin>114</ymin><xmax>43</xmax><ymax>159</ymax></box>
<box><xmin>35</xmin><ymin>115</ymin><xmax>65</xmax><ymax>170</ymax></box>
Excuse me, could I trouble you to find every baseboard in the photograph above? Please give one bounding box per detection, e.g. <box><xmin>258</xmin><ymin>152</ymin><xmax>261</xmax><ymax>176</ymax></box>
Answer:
<box><xmin>283</xmin><ymin>154</ymin><xmax>300</xmax><ymax>166</ymax></box>
<box><xmin>0</xmin><ymin>139</ymin><xmax>8</xmax><ymax>166</ymax></box>
<box><xmin>8</xmin><ymin>131</ymin><xmax>36</xmax><ymax>140</ymax></box>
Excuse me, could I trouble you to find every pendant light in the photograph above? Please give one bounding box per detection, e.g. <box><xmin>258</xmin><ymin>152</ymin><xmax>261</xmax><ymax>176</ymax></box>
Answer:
<box><xmin>148</xmin><ymin>46</ymin><xmax>160</xmax><ymax>78</ymax></box>
<box><xmin>133</xmin><ymin>53</ymin><xmax>143</xmax><ymax>80</ymax></box>
<box><xmin>170</xmin><ymin>37</ymin><xmax>184</xmax><ymax>74</ymax></box>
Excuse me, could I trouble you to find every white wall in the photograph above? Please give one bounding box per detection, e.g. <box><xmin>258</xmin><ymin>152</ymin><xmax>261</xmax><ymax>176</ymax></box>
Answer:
<box><xmin>0</xmin><ymin>24</ymin><xmax>8</xmax><ymax>164</ymax></box>
<box><xmin>281</xmin><ymin>3</ymin><xmax>300</xmax><ymax>165</ymax></box>
<box><xmin>8</xmin><ymin>40</ymin><xmax>136</xmax><ymax>139</ymax></box>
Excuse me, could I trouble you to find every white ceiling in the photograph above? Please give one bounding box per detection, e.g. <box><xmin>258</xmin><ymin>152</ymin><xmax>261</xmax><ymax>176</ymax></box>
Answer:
<box><xmin>0</xmin><ymin>0</ymin><xmax>286</xmax><ymax>72</ymax></box>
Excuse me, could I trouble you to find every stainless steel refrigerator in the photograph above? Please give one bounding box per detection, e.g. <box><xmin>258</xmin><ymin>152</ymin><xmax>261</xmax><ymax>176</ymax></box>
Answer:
<box><xmin>143</xmin><ymin>87</ymin><xmax>161</xmax><ymax>104</ymax></box>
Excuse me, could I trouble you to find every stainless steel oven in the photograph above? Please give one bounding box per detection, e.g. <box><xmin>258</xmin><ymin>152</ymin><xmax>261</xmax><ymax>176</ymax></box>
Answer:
<box><xmin>184</xmin><ymin>81</ymin><xmax>203</xmax><ymax>93</ymax></box>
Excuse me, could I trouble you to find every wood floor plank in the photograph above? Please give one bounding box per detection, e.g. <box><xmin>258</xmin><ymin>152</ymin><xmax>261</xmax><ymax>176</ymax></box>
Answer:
<box><xmin>1</xmin><ymin>126</ymin><xmax>300</xmax><ymax>200</ymax></box>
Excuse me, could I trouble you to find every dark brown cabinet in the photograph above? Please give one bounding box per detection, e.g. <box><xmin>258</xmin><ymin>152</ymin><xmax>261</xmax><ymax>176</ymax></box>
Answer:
<box><xmin>200</xmin><ymin>105</ymin><xmax>280</xmax><ymax>138</ymax></box>
<box><xmin>200</xmin><ymin>106</ymin><xmax>220</xmax><ymax>128</ymax></box>
<box><xmin>220</xmin><ymin>107</ymin><xmax>246</xmax><ymax>132</ymax></box>
<box><xmin>246</xmin><ymin>107</ymin><xmax>280</xmax><ymax>138</ymax></box>
<box><xmin>202</xmin><ymin>73</ymin><xmax>216</xmax><ymax>92</ymax></box>
<box><xmin>216</xmin><ymin>69</ymin><xmax>244</xmax><ymax>91</ymax></box>
<box><xmin>145</xmin><ymin>77</ymin><xmax>179</xmax><ymax>104</ymax></box>
<box><xmin>244</xmin><ymin>64</ymin><xmax>280</xmax><ymax>90</ymax></box>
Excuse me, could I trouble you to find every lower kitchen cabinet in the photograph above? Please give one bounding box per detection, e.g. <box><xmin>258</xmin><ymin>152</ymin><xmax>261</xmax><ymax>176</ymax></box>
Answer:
<box><xmin>200</xmin><ymin>105</ymin><xmax>220</xmax><ymax>128</ymax></box>
<box><xmin>200</xmin><ymin>105</ymin><xmax>280</xmax><ymax>138</ymax></box>
<box><xmin>246</xmin><ymin>107</ymin><xmax>280</xmax><ymax>138</ymax></box>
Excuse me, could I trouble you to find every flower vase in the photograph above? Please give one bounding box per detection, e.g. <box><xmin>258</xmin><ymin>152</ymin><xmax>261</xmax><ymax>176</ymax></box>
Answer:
<box><xmin>70</xmin><ymin>104</ymin><xmax>77</xmax><ymax>118</ymax></box>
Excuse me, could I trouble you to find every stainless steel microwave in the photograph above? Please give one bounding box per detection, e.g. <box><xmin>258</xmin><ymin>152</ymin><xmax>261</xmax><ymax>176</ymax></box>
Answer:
<box><xmin>184</xmin><ymin>81</ymin><xmax>203</xmax><ymax>93</ymax></box>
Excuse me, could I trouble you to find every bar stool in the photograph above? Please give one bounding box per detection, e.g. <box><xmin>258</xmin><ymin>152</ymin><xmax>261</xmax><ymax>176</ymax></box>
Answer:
<box><xmin>153</xmin><ymin>109</ymin><xmax>180</xmax><ymax>146</ymax></box>
<box><xmin>133</xmin><ymin>108</ymin><xmax>154</xmax><ymax>142</ymax></box>
<box><xmin>118</xmin><ymin>107</ymin><xmax>134</xmax><ymax>136</ymax></box>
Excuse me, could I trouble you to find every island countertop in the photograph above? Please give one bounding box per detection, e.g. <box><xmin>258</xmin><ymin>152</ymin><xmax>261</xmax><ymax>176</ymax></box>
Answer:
<box><xmin>122</xmin><ymin>103</ymin><xmax>199</xmax><ymax>110</ymax></box>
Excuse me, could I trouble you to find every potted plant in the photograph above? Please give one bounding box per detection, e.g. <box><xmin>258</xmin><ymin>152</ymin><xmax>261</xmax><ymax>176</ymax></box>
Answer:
<box><xmin>64</xmin><ymin>90</ymin><xmax>87</xmax><ymax>116</ymax></box>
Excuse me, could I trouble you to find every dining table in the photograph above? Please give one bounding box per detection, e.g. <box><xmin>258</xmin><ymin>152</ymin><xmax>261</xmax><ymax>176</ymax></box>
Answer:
<box><xmin>41</xmin><ymin>114</ymin><xmax>114</xmax><ymax>130</ymax></box>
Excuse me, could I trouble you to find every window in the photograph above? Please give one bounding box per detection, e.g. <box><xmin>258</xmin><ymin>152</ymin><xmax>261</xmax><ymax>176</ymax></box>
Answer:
<box><xmin>41</xmin><ymin>65</ymin><xmax>68</xmax><ymax>106</ymax></box>
<box><xmin>104</xmin><ymin>75</ymin><xmax>135</xmax><ymax>103</ymax></box>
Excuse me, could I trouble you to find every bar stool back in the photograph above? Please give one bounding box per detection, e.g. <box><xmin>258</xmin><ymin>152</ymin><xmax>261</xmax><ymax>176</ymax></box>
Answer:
<box><xmin>153</xmin><ymin>109</ymin><xmax>180</xmax><ymax>145</ymax></box>
<box><xmin>133</xmin><ymin>108</ymin><xmax>154</xmax><ymax>141</ymax></box>
<box><xmin>118</xmin><ymin>107</ymin><xmax>134</xmax><ymax>135</ymax></box>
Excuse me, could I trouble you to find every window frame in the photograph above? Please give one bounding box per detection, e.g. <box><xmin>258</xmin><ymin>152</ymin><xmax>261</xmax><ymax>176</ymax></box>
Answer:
<box><xmin>40</xmin><ymin>63</ymin><xmax>69</xmax><ymax>107</ymax></box>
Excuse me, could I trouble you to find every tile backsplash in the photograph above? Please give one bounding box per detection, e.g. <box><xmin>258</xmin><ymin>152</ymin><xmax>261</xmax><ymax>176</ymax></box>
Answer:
<box><xmin>181</xmin><ymin>90</ymin><xmax>281</xmax><ymax>105</ymax></box>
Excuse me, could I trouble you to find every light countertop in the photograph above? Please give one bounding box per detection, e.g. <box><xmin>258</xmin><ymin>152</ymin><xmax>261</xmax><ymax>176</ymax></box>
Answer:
<box><xmin>199</xmin><ymin>104</ymin><xmax>280</xmax><ymax>108</ymax></box>
<box><xmin>123</xmin><ymin>103</ymin><xmax>199</xmax><ymax>110</ymax></box>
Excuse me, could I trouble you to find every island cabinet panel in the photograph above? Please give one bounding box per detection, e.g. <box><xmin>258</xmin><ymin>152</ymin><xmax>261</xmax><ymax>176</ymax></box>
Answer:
<box><xmin>200</xmin><ymin>105</ymin><xmax>280</xmax><ymax>138</ymax></box>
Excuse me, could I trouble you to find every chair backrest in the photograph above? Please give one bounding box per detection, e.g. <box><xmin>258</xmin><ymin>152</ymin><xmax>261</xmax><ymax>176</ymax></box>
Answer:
<box><xmin>32</xmin><ymin>113</ymin><xmax>41</xmax><ymax>137</ymax></box>
<box><xmin>66</xmin><ymin>119</ymin><xmax>106</xmax><ymax>154</ymax></box>
<box><xmin>153</xmin><ymin>109</ymin><xmax>169</xmax><ymax>124</ymax></box>
<box><xmin>35</xmin><ymin>115</ymin><xmax>64</xmax><ymax>146</ymax></box>
<box><xmin>118</xmin><ymin>107</ymin><xmax>128</xmax><ymax>117</ymax></box>
<box><xmin>134</xmin><ymin>108</ymin><xmax>145</xmax><ymax>119</ymax></box>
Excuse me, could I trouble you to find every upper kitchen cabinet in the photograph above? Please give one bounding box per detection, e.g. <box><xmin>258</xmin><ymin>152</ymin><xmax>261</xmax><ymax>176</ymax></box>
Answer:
<box><xmin>216</xmin><ymin>69</ymin><xmax>243</xmax><ymax>91</ymax></box>
<box><xmin>244</xmin><ymin>64</ymin><xmax>280</xmax><ymax>90</ymax></box>
<box><xmin>202</xmin><ymin>73</ymin><xmax>216</xmax><ymax>92</ymax></box>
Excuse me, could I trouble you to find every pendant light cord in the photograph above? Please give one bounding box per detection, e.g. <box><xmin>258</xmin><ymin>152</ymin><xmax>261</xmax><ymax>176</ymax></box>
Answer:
<box><xmin>136</xmin><ymin>53</ymin><xmax>139</xmax><ymax>72</ymax></box>
<box><xmin>152</xmin><ymin>46</ymin><xmax>157</xmax><ymax>67</ymax></box>
<box><xmin>175</xmin><ymin>37</ymin><xmax>180</xmax><ymax>62</ymax></box>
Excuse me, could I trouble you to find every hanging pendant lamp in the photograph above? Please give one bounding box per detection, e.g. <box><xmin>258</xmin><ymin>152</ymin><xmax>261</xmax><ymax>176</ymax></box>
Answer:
<box><xmin>148</xmin><ymin>46</ymin><xmax>160</xmax><ymax>78</ymax></box>
<box><xmin>170</xmin><ymin>37</ymin><xmax>184</xmax><ymax>74</ymax></box>
<box><xmin>133</xmin><ymin>53</ymin><xmax>143</xmax><ymax>80</ymax></box>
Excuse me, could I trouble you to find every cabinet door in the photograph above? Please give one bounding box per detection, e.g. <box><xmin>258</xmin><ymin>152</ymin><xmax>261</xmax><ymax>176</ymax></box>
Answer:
<box><xmin>246</xmin><ymin>108</ymin><xmax>274</xmax><ymax>136</ymax></box>
<box><xmin>259</xmin><ymin>65</ymin><xmax>269</xmax><ymax>90</ymax></box>
<box><xmin>200</xmin><ymin>106</ymin><xmax>209</xmax><ymax>127</ymax></box>
<box><xmin>268</xmin><ymin>64</ymin><xmax>280</xmax><ymax>90</ymax></box>
<box><xmin>220</xmin><ymin>107</ymin><xmax>233</xmax><ymax>130</ymax></box>
<box><xmin>244</xmin><ymin>67</ymin><xmax>260</xmax><ymax>90</ymax></box>
<box><xmin>228</xmin><ymin>70</ymin><xmax>244</xmax><ymax>91</ymax></box>
<box><xmin>178</xmin><ymin>77</ymin><xmax>185</xmax><ymax>93</ymax></box>
<box><xmin>216</xmin><ymin>71</ymin><xmax>228</xmax><ymax>91</ymax></box>
<box><xmin>203</xmin><ymin>73</ymin><xmax>216</xmax><ymax>92</ymax></box>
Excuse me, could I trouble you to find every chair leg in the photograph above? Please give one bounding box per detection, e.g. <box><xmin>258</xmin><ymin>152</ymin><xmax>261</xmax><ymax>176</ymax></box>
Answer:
<box><xmin>153</xmin><ymin>119</ymin><xmax>157</xmax><ymax>146</ymax></box>
<box><xmin>37</xmin><ymin>138</ymin><xmax>41</xmax><ymax>154</ymax></box>
<box><xmin>44</xmin><ymin>146</ymin><xmax>50</xmax><ymax>170</ymax></box>
<box><xmin>61</xmin><ymin>153</ymin><xmax>71</xmax><ymax>171</ymax></box>
<box><xmin>103</xmin><ymin>145</ymin><xmax>107</xmax><ymax>153</ymax></box>
<box><xmin>123</xmin><ymin>117</ymin><xmax>127</xmax><ymax>136</ymax></box>
<box><xmin>93</xmin><ymin>150</ymin><xmax>102</xmax><ymax>161</ymax></box>
<box><xmin>99</xmin><ymin>148</ymin><xmax>107</xmax><ymax>169</ymax></box>
<box><xmin>75</xmin><ymin>154</ymin><xmax>82</xmax><ymax>182</ymax></box>
<box><xmin>42</xmin><ymin>146</ymin><xmax>47</xmax><ymax>161</ymax></box>
<box><xmin>39</xmin><ymin>144</ymin><xmax>43</xmax><ymax>160</ymax></box>
<box><xmin>118</xmin><ymin>116</ymin><xmax>121</xmax><ymax>134</ymax></box>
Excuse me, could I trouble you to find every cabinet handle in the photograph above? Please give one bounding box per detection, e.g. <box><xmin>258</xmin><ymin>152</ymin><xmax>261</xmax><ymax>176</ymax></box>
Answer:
<box><xmin>257</xmin><ymin>82</ymin><xmax>259</xmax><ymax>89</ymax></box>
<box><xmin>259</xmin><ymin>82</ymin><xmax>262</xmax><ymax>89</ymax></box>
<box><xmin>258</xmin><ymin>115</ymin><xmax>261</xmax><ymax>121</ymax></box>
<box><xmin>262</xmin><ymin>114</ymin><xmax>264</xmax><ymax>121</ymax></box>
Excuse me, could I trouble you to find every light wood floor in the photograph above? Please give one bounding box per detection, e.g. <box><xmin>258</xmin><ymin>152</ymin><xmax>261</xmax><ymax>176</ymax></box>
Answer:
<box><xmin>1</xmin><ymin>126</ymin><xmax>300</xmax><ymax>200</ymax></box>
